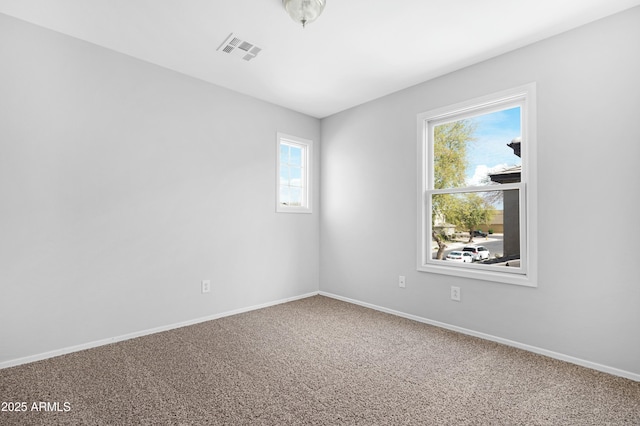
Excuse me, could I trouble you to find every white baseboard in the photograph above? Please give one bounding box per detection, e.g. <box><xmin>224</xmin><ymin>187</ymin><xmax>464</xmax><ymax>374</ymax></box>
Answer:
<box><xmin>4</xmin><ymin>290</ymin><xmax>638</xmax><ymax>383</ymax></box>
<box><xmin>319</xmin><ymin>291</ymin><xmax>640</xmax><ymax>383</ymax></box>
<box><xmin>0</xmin><ymin>291</ymin><xmax>319</xmax><ymax>370</ymax></box>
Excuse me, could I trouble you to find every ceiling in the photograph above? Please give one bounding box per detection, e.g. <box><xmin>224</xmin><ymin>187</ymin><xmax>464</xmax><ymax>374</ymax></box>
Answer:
<box><xmin>1</xmin><ymin>0</ymin><xmax>638</xmax><ymax>118</ymax></box>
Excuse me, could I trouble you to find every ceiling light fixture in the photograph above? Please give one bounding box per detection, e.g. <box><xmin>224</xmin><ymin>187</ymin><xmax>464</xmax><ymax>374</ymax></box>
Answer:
<box><xmin>283</xmin><ymin>0</ymin><xmax>326</xmax><ymax>28</ymax></box>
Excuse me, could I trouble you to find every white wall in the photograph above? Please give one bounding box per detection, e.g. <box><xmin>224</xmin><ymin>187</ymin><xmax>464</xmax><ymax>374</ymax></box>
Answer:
<box><xmin>0</xmin><ymin>14</ymin><xmax>320</xmax><ymax>364</ymax></box>
<box><xmin>320</xmin><ymin>7</ymin><xmax>640</xmax><ymax>377</ymax></box>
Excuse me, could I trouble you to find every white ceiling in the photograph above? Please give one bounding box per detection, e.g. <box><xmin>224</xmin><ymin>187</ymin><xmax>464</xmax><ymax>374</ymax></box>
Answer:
<box><xmin>1</xmin><ymin>0</ymin><xmax>639</xmax><ymax>118</ymax></box>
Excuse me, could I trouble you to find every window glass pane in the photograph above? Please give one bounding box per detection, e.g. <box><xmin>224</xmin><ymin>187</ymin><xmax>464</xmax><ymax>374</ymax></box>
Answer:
<box><xmin>434</xmin><ymin>106</ymin><xmax>521</xmax><ymax>190</ymax></box>
<box><xmin>289</xmin><ymin>166</ymin><xmax>302</xmax><ymax>187</ymax></box>
<box><xmin>431</xmin><ymin>189</ymin><xmax>520</xmax><ymax>267</ymax></box>
<box><xmin>277</xmin><ymin>133</ymin><xmax>312</xmax><ymax>213</ymax></box>
<box><xmin>289</xmin><ymin>187</ymin><xmax>302</xmax><ymax>206</ymax></box>
<box><xmin>279</xmin><ymin>186</ymin><xmax>290</xmax><ymax>206</ymax></box>
<box><xmin>280</xmin><ymin>144</ymin><xmax>290</xmax><ymax>165</ymax></box>
<box><xmin>289</xmin><ymin>145</ymin><xmax>302</xmax><ymax>166</ymax></box>
<box><xmin>280</xmin><ymin>166</ymin><xmax>290</xmax><ymax>186</ymax></box>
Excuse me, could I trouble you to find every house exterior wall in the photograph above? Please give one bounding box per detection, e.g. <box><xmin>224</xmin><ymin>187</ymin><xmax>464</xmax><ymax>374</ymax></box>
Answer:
<box><xmin>503</xmin><ymin>190</ymin><xmax>520</xmax><ymax>257</ymax></box>
<box><xmin>478</xmin><ymin>210</ymin><xmax>503</xmax><ymax>234</ymax></box>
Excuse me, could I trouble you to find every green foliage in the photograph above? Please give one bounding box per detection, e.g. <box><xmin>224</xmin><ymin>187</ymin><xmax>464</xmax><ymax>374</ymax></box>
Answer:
<box><xmin>447</xmin><ymin>193</ymin><xmax>494</xmax><ymax>236</ymax></box>
<box><xmin>431</xmin><ymin>119</ymin><xmax>494</xmax><ymax>243</ymax></box>
<box><xmin>433</xmin><ymin>120</ymin><xmax>476</xmax><ymax>190</ymax></box>
<box><xmin>432</xmin><ymin>119</ymin><xmax>477</xmax><ymax>225</ymax></box>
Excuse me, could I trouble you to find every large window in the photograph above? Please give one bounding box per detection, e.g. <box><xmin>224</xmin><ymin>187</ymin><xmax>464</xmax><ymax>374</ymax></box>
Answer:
<box><xmin>277</xmin><ymin>133</ymin><xmax>312</xmax><ymax>213</ymax></box>
<box><xmin>417</xmin><ymin>84</ymin><xmax>537</xmax><ymax>286</ymax></box>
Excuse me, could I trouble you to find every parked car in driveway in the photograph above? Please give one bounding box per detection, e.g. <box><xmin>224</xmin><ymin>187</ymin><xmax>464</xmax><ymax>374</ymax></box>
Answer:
<box><xmin>462</xmin><ymin>246</ymin><xmax>490</xmax><ymax>261</ymax></box>
<box><xmin>446</xmin><ymin>251</ymin><xmax>474</xmax><ymax>263</ymax></box>
<box><xmin>473</xmin><ymin>230</ymin><xmax>488</xmax><ymax>238</ymax></box>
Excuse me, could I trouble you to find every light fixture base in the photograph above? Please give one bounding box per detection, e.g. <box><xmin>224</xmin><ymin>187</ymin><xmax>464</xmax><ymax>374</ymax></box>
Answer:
<box><xmin>283</xmin><ymin>0</ymin><xmax>326</xmax><ymax>28</ymax></box>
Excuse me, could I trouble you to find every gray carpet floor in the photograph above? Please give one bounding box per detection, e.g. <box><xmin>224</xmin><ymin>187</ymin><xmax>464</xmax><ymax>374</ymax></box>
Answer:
<box><xmin>1</xmin><ymin>295</ymin><xmax>639</xmax><ymax>425</ymax></box>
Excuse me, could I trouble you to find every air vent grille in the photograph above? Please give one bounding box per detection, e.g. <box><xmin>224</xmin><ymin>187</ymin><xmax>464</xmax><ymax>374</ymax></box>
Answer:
<box><xmin>238</xmin><ymin>41</ymin><xmax>253</xmax><ymax>51</ymax></box>
<box><xmin>217</xmin><ymin>33</ymin><xmax>262</xmax><ymax>62</ymax></box>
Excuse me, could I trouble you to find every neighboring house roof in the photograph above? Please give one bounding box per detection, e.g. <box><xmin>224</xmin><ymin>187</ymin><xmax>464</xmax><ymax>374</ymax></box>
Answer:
<box><xmin>489</xmin><ymin>165</ymin><xmax>521</xmax><ymax>184</ymax></box>
<box><xmin>489</xmin><ymin>137</ymin><xmax>521</xmax><ymax>184</ymax></box>
<box><xmin>507</xmin><ymin>137</ymin><xmax>522</xmax><ymax>158</ymax></box>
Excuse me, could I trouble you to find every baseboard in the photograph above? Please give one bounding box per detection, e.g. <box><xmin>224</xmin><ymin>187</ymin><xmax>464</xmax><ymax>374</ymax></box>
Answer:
<box><xmin>0</xmin><ymin>291</ymin><xmax>319</xmax><ymax>370</ymax></box>
<box><xmin>6</xmin><ymin>290</ymin><xmax>637</xmax><ymax>382</ymax></box>
<box><xmin>319</xmin><ymin>291</ymin><xmax>640</xmax><ymax>382</ymax></box>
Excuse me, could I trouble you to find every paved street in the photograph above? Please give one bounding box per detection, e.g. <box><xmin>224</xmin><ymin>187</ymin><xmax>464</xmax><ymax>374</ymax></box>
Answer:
<box><xmin>432</xmin><ymin>234</ymin><xmax>504</xmax><ymax>260</ymax></box>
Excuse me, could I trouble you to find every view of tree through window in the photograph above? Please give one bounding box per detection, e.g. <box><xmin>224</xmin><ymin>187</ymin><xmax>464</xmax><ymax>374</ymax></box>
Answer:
<box><xmin>431</xmin><ymin>106</ymin><xmax>522</xmax><ymax>268</ymax></box>
<box><xmin>418</xmin><ymin>85</ymin><xmax>535</xmax><ymax>285</ymax></box>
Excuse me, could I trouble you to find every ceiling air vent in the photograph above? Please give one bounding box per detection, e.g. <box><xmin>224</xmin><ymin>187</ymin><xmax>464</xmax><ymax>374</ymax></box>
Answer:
<box><xmin>217</xmin><ymin>33</ymin><xmax>262</xmax><ymax>61</ymax></box>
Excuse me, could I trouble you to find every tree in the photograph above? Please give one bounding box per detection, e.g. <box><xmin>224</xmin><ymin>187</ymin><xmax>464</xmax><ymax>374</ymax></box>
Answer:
<box><xmin>448</xmin><ymin>193</ymin><xmax>494</xmax><ymax>243</ymax></box>
<box><xmin>431</xmin><ymin>120</ymin><xmax>476</xmax><ymax>259</ymax></box>
<box><xmin>433</xmin><ymin>121</ymin><xmax>474</xmax><ymax>190</ymax></box>
<box><xmin>431</xmin><ymin>194</ymin><xmax>453</xmax><ymax>260</ymax></box>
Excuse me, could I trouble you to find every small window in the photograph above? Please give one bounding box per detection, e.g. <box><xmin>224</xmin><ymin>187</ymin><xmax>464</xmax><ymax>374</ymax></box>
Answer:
<box><xmin>277</xmin><ymin>133</ymin><xmax>312</xmax><ymax>213</ymax></box>
<box><xmin>417</xmin><ymin>84</ymin><xmax>537</xmax><ymax>286</ymax></box>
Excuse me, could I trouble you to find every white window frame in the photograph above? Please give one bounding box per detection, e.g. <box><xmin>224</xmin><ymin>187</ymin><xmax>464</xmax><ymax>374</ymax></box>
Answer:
<box><xmin>276</xmin><ymin>132</ymin><xmax>312</xmax><ymax>214</ymax></box>
<box><xmin>417</xmin><ymin>84</ymin><xmax>537</xmax><ymax>287</ymax></box>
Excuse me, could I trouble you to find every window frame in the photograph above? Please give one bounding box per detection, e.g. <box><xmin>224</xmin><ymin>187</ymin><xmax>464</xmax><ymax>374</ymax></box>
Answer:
<box><xmin>417</xmin><ymin>84</ymin><xmax>537</xmax><ymax>287</ymax></box>
<box><xmin>276</xmin><ymin>132</ymin><xmax>312</xmax><ymax>214</ymax></box>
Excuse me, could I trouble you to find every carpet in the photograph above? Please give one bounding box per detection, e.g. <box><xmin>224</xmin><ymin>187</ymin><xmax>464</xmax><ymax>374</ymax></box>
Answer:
<box><xmin>1</xmin><ymin>295</ymin><xmax>638</xmax><ymax>425</ymax></box>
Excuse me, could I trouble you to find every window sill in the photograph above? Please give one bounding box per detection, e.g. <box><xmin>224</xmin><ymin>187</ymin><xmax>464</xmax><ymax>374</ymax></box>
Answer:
<box><xmin>276</xmin><ymin>206</ymin><xmax>312</xmax><ymax>214</ymax></box>
<box><xmin>418</xmin><ymin>262</ymin><xmax>537</xmax><ymax>287</ymax></box>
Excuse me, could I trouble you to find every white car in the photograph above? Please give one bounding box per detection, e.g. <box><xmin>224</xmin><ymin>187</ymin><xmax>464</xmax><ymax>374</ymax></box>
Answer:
<box><xmin>446</xmin><ymin>251</ymin><xmax>474</xmax><ymax>263</ymax></box>
<box><xmin>462</xmin><ymin>246</ymin><xmax>490</xmax><ymax>261</ymax></box>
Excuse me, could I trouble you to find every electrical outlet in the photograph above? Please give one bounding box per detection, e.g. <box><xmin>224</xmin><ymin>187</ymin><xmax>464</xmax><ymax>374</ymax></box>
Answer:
<box><xmin>399</xmin><ymin>275</ymin><xmax>406</xmax><ymax>288</ymax></box>
<box><xmin>201</xmin><ymin>280</ymin><xmax>211</xmax><ymax>294</ymax></box>
<box><xmin>451</xmin><ymin>286</ymin><xmax>461</xmax><ymax>301</ymax></box>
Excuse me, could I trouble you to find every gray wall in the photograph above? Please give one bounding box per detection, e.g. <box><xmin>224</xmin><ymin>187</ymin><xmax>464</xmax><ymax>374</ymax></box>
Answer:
<box><xmin>0</xmin><ymin>14</ymin><xmax>320</xmax><ymax>364</ymax></box>
<box><xmin>320</xmin><ymin>7</ymin><xmax>640</xmax><ymax>376</ymax></box>
<box><xmin>2</xmin><ymin>7</ymin><xmax>639</xmax><ymax>378</ymax></box>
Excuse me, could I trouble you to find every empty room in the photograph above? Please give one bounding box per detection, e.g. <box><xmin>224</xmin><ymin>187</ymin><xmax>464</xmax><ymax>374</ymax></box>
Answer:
<box><xmin>1</xmin><ymin>1</ymin><xmax>639</xmax><ymax>424</ymax></box>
